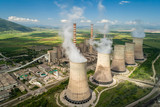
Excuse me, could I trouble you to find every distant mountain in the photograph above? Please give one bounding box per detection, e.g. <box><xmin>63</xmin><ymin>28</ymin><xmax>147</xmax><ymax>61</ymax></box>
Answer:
<box><xmin>0</xmin><ymin>18</ymin><xmax>34</xmax><ymax>32</ymax></box>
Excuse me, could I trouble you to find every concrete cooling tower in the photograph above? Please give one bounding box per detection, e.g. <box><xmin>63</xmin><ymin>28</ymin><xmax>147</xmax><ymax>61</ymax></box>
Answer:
<box><xmin>111</xmin><ymin>45</ymin><xmax>126</xmax><ymax>72</ymax></box>
<box><xmin>65</xmin><ymin>61</ymin><xmax>91</xmax><ymax>104</ymax></box>
<box><xmin>125</xmin><ymin>43</ymin><xmax>135</xmax><ymax>65</ymax></box>
<box><xmin>133</xmin><ymin>37</ymin><xmax>144</xmax><ymax>60</ymax></box>
<box><xmin>92</xmin><ymin>53</ymin><xmax>113</xmax><ymax>84</ymax></box>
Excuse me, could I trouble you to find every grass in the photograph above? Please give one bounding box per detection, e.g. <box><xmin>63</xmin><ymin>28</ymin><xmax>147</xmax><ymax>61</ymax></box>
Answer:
<box><xmin>96</xmin><ymin>81</ymin><xmax>152</xmax><ymax>107</ymax></box>
<box><xmin>154</xmin><ymin>56</ymin><xmax>160</xmax><ymax>78</ymax></box>
<box><xmin>129</xmin><ymin>48</ymin><xmax>159</xmax><ymax>81</ymax></box>
<box><xmin>127</xmin><ymin>66</ymin><xmax>134</xmax><ymax>72</ymax></box>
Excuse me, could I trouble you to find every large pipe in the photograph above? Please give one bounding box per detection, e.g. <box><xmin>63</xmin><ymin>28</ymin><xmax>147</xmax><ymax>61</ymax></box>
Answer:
<box><xmin>89</xmin><ymin>24</ymin><xmax>93</xmax><ymax>53</ymax></box>
<box><xmin>125</xmin><ymin>43</ymin><xmax>135</xmax><ymax>65</ymax></box>
<box><xmin>73</xmin><ymin>23</ymin><xmax>76</xmax><ymax>45</ymax></box>
<box><xmin>133</xmin><ymin>37</ymin><xmax>144</xmax><ymax>60</ymax></box>
<box><xmin>93</xmin><ymin>53</ymin><xmax>113</xmax><ymax>84</ymax></box>
<box><xmin>65</xmin><ymin>61</ymin><xmax>91</xmax><ymax>104</ymax></box>
<box><xmin>111</xmin><ymin>45</ymin><xmax>126</xmax><ymax>72</ymax></box>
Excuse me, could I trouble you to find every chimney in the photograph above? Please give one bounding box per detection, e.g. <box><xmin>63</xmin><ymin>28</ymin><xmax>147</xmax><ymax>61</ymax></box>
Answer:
<box><xmin>47</xmin><ymin>50</ymin><xmax>57</xmax><ymax>63</ymax></box>
<box><xmin>125</xmin><ymin>43</ymin><xmax>135</xmax><ymax>65</ymax></box>
<box><xmin>89</xmin><ymin>24</ymin><xmax>93</xmax><ymax>53</ymax></box>
<box><xmin>92</xmin><ymin>53</ymin><xmax>113</xmax><ymax>84</ymax></box>
<box><xmin>133</xmin><ymin>37</ymin><xmax>144</xmax><ymax>60</ymax></box>
<box><xmin>73</xmin><ymin>23</ymin><xmax>76</xmax><ymax>45</ymax></box>
<box><xmin>65</xmin><ymin>61</ymin><xmax>91</xmax><ymax>104</ymax></box>
<box><xmin>111</xmin><ymin>45</ymin><xmax>126</xmax><ymax>72</ymax></box>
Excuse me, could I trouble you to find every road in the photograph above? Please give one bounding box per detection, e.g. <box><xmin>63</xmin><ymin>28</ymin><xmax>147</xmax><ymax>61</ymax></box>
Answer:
<box><xmin>0</xmin><ymin>76</ymin><xmax>68</xmax><ymax>107</ymax></box>
<box><xmin>126</xmin><ymin>54</ymin><xmax>160</xmax><ymax>107</ymax></box>
<box><xmin>0</xmin><ymin>54</ymin><xmax>47</xmax><ymax>73</ymax></box>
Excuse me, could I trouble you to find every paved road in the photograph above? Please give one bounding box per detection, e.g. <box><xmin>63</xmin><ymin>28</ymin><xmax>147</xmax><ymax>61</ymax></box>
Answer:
<box><xmin>0</xmin><ymin>54</ymin><xmax>47</xmax><ymax>73</ymax></box>
<box><xmin>0</xmin><ymin>76</ymin><xmax>68</xmax><ymax>107</ymax></box>
<box><xmin>152</xmin><ymin>54</ymin><xmax>160</xmax><ymax>83</ymax></box>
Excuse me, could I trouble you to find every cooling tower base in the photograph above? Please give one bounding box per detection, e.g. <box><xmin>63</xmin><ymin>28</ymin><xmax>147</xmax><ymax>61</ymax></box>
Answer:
<box><xmin>111</xmin><ymin>69</ymin><xmax>130</xmax><ymax>75</ymax></box>
<box><xmin>89</xmin><ymin>76</ymin><xmax>117</xmax><ymax>87</ymax></box>
<box><xmin>64</xmin><ymin>95</ymin><xmax>91</xmax><ymax>104</ymax></box>
<box><xmin>135</xmin><ymin>58</ymin><xmax>144</xmax><ymax>61</ymax></box>
<box><xmin>92</xmin><ymin>78</ymin><xmax>113</xmax><ymax>85</ymax></box>
<box><xmin>60</xmin><ymin>89</ymin><xmax>96</xmax><ymax>107</ymax></box>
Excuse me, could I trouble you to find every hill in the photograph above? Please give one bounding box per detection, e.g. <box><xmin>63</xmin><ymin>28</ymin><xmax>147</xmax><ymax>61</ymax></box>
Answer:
<box><xmin>0</xmin><ymin>18</ymin><xmax>34</xmax><ymax>32</ymax></box>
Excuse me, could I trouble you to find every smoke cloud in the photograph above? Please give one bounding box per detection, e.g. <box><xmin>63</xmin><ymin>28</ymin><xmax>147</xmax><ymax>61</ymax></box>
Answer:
<box><xmin>132</xmin><ymin>20</ymin><xmax>145</xmax><ymax>38</ymax></box>
<box><xmin>91</xmin><ymin>38</ymin><xmax>112</xmax><ymax>54</ymax></box>
<box><xmin>61</xmin><ymin>7</ymin><xmax>87</xmax><ymax>63</ymax></box>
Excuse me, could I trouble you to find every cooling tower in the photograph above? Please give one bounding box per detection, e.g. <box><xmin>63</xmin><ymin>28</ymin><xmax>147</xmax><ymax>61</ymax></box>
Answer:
<box><xmin>125</xmin><ymin>43</ymin><xmax>135</xmax><ymax>65</ymax></box>
<box><xmin>111</xmin><ymin>45</ymin><xmax>126</xmax><ymax>72</ymax></box>
<box><xmin>93</xmin><ymin>53</ymin><xmax>113</xmax><ymax>84</ymax></box>
<box><xmin>73</xmin><ymin>23</ymin><xmax>76</xmax><ymax>45</ymax></box>
<box><xmin>65</xmin><ymin>61</ymin><xmax>91</xmax><ymax>104</ymax></box>
<box><xmin>133</xmin><ymin>37</ymin><xmax>144</xmax><ymax>60</ymax></box>
<box><xmin>89</xmin><ymin>24</ymin><xmax>93</xmax><ymax>53</ymax></box>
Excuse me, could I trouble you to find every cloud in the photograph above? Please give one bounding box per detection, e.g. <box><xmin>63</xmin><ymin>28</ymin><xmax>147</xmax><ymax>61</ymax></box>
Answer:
<box><xmin>8</xmin><ymin>16</ymin><xmax>38</xmax><ymax>22</ymax></box>
<box><xmin>60</xmin><ymin>19</ymin><xmax>68</xmax><ymax>23</ymax></box>
<box><xmin>119</xmin><ymin>1</ymin><xmax>130</xmax><ymax>5</ymax></box>
<box><xmin>125</xmin><ymin>21</ymin><xmax>136</xmax><ymax>25</ymax></box>
<box><xmin>48</xmin><ymin>18</ymin><xmax>52</xmax><ymax>20</ymax></box>
<box><xmin>98</xmin><ymin>1</ymin><xmax>105</xmax><ymax>12</ymax></box>
<box><xmin>97</xmin><ymin>19</ymin><xmax>118</xmax><ymax>25</ymax></box>
<box><xmin>68</xmin><ymin>6</ymin><xmax>84</xmax><ymax>20</ymax></box>
<box><xmin>54</xmin><ymin>1</ymin><xmax>67</xmax><ymax>9</ymax></box>
<box><xmin>80</xmin><ymin>20</ymin><xmax>91</xmax><ymax>23</ymax></box>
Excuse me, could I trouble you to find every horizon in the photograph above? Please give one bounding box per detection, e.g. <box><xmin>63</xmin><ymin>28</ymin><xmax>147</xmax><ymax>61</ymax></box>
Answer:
<box><xmin>0</xmin><ymin>0</ymin><xmax>160</xmax><ymax>28</ymax></box>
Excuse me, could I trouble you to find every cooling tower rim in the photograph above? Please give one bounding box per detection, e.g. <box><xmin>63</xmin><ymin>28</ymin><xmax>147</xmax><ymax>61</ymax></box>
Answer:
<box><xmin>69</xmin><ymin>61</ymin><xmax>87</xmax><ymax>64</ymax></box>
<box><xmin>114</xmin><ymin>44</ymin><xmax>125</xmax><ymax>47</ymax></box>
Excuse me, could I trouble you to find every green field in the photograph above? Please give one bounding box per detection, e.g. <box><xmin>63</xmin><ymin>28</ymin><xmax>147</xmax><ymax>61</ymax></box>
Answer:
<box><xmin>96</xmin><ymin>81</ymin><xmax>151</xmax><ymax>107</ymax></box>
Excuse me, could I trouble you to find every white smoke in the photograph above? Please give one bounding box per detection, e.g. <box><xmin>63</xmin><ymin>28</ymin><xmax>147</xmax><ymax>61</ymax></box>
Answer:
<box><xmin>98</xmin><ymin>24</ymin><xmax>109</xmax><ymax>37</ymax></box>
<box><xmin>92</xmin><ymin>38</ymin><xmax>112</xmax><ymax>54</ymax></box>
<box><xmin>61</xmin><ymin>6</ymin><xmax>87</xmax><ymax>63</ymax></box>
<box><xmin>132</xmin><ymin>20</ymin><xmax>145</xmax><ymax>38</ymax></box>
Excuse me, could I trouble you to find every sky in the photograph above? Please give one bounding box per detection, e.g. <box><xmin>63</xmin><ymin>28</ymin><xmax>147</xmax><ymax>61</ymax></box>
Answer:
<box><xmin>0</xmin><ymin>0</ymin><xmax>160</xmax><ymax>27</ymax></box>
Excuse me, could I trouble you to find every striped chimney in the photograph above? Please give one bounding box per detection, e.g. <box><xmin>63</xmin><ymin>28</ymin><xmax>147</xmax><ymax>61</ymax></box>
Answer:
<box><xmin>90</xmin><ymin>24</ymin><xmax>93</xmax><ymax>53</ymax></box>
<box><xmin>73</xmin><ymin>23</ymin><xmax>76</xmax><ymax>45</ymax></box>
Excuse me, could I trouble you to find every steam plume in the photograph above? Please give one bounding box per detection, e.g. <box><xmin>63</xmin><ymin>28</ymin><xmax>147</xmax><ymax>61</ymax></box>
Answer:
<box><xmin>61</xmin><ymin>7</ymin><xmax>87</xmax><ymax>63</ymax></box>
<box><xmin>132</xmin><ymin>20</ymin><xmax>145</xmax><ymax>38</ymax></box>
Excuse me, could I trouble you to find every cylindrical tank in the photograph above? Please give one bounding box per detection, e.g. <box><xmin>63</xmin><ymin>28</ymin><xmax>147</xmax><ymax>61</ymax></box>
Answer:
<box><xmin>93</xmin><ymin>53</ymin><xmax>113</xmax><ymax>84</ymax></box>
<box><xmin>125</xmin><ymin>43</ymin><xmax>135</xmax><ymax>65</ymax></box>
<box><xmin>133</xmin><ymin>37</ymin><xmax>144</xmax><ymax>60</ymax></box>
<box><xmin>65</xmin><ymin>61</ymin><xmax>91</xmax><ymax>104</ymax></box>
<box><xmin>111</xmin><ymin>45</ymin><xmax>126</xmax><ymax>72</ymax></box>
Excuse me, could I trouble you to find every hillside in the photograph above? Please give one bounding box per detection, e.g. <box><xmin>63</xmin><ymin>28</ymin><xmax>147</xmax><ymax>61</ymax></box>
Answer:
<box><xmin>0</xmin><ymin>18</ymin><xmax>33</xmax><ymax>32</ymax></box>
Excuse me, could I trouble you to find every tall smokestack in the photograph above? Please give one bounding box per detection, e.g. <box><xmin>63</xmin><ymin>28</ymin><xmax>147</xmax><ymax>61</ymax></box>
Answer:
<box><xmin>125</xmin><ymin>43</ymin><xmax>135</xmax><ymax>65</ymax></box>
<box><xmin>73</xmin><ymin>23</ymin><xmax>76</xmax><ymax>45</ymax></box>
<box><xmin>89</xmin><ymin>24</ymin><xmax>93</xmax><ymax>53</ymax></box>
<box><xmin>111</xmin><ymin>45</ymin><xmax>126</xmax><ymax>72</ymax></box>
<box><xmin>133</xmin><ymin>37</ymin><xmax>144</xmax><ymax>60</ymax></box>
<box><xmin>92</xmin><ymin>53</ymin><xmax>113</xmax><ymax>84</ymax></box>
<box><xmin>65</xmin><ymin>61</ymin><xmax>91</xmax><ymax>104</ymax></box>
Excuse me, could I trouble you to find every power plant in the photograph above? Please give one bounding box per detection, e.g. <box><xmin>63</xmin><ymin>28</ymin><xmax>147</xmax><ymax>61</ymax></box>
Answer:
<box><xmin>111</xmin><ymin>45</ymin><xmax>126</xmax><ymax>72</ymax></box>
<box><xmin>64</xmin><ymin>61</ymin><xmax>91</xmax><ymax>104</ymax></box>
<box><xmin>125</xmin><ymin>42</ymin><xmax>135</xmax><ymax>65</ymax></box>
<box><xmin>133</xmin><ymin>37</ymin><xmax>144</xmax><ymax>60</ymax></box>
<box><xmin>92</xmin><ymin>53</ymin><xmax>113</xmax><ymax>84</ymax></box>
